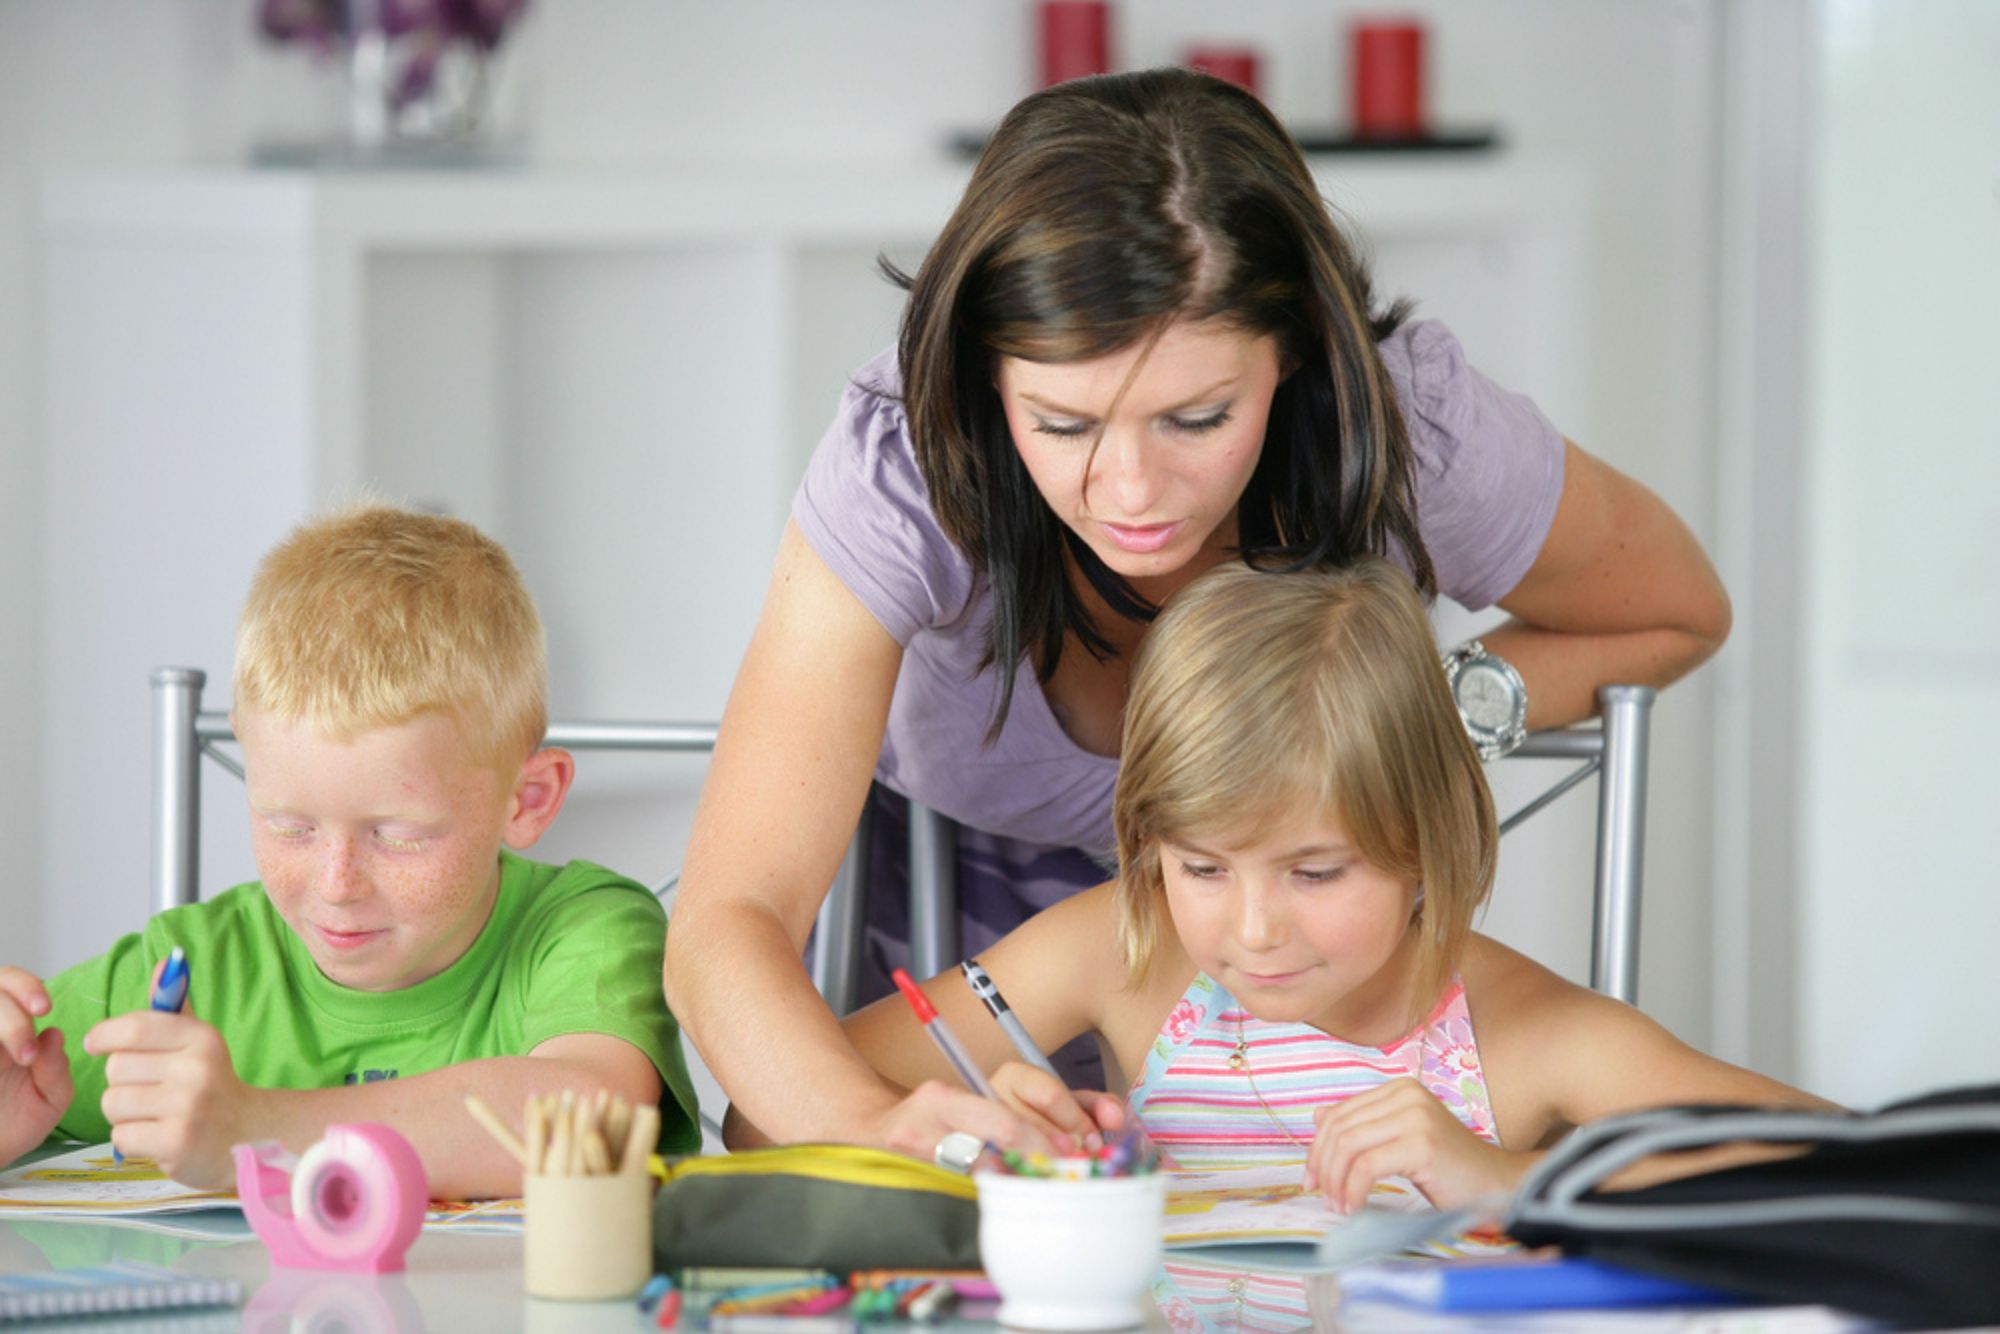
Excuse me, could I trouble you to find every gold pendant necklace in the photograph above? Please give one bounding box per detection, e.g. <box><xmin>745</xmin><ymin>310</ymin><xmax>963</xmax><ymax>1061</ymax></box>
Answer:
<box><xmin>1232</xmin><ymin>1010</ymin><xmax>1430</xmax><ymax>1152</ymax></box>
<box><xmin>1230</xmin><ymin>1018</ymin><xmax>1310</xmax><ymax>1149</ymax></box>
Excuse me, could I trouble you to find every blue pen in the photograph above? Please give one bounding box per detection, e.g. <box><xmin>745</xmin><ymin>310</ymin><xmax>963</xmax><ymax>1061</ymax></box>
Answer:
<box><xmin>959</xmin><ymin>960</ymin><xmax>1060</xmax><ymax>1079</ymax></box>
<box><xmin>114</xmin><ymin>947</ymin><xmax>189</xmax><ymax>1166</ymax></box>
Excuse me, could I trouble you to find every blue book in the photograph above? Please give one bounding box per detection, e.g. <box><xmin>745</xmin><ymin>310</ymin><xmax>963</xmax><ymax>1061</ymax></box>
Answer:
<box><xmin>1338</xmin><ymin>1256</ymin><xmax>1746</xmax><ymax>1311</ymax></box>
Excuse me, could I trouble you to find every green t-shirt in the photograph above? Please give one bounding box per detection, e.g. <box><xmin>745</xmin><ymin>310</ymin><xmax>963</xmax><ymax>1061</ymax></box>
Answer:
<box><xmin>40</xmin><ymin>850</ymin><xmax>699</xmax><ymax>1154</ymax></box>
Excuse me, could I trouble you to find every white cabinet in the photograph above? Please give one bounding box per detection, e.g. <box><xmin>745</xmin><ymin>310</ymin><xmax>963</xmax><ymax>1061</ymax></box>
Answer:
<box><xmin>41</xmin><ymin>159</ymin><xmax>1588</xmax><ymax>972</ymax></box>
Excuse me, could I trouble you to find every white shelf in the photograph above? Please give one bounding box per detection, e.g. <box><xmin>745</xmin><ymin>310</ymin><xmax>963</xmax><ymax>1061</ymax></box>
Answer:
<box><xmin>44</xmin><ymin>166</ymin><xmax>975</xmax><ymax>249</ymax></box>
<box><xmin>44</xmin><ymin>157</ymin><xmax>1580</xmax><ymax>247</ymax></box>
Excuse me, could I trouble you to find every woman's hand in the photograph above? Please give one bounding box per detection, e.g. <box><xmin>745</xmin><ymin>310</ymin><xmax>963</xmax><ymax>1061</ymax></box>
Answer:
<box><xmin>1304</xmin><ymin>1077</ymin><xmax>1527</xmax><ymax>1212</ymax></box>
<box><xmin>988</xmin><ymin>1061</ymin><xmax>1126</xmax><ymax>1156</ymax></box>
<box><xmin>871</xmin><ymin>1078</ymin><xmax>1083</xmax><ymax>1164</ymax></box>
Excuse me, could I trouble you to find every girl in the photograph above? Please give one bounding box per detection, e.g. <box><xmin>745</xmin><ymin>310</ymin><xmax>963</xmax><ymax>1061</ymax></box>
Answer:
<box><xmin>831</xmin><ymin>560</ymin><xmax>1824</xmax><ymax>1208</ymax></box>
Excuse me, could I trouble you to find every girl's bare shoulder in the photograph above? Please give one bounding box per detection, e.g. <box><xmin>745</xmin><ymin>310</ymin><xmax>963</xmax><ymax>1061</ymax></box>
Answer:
<box><xmin>1458</xmin><ymin>933</ymin><xmax>1605</xmax><ymax>1048</ymax></box>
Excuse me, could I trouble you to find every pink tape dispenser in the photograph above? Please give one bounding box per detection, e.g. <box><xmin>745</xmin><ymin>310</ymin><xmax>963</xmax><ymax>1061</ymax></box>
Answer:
<box><xmin>233</xmin><ymin>1123</ymin><xmax>427</xmax><ymax>1273</ymax></box>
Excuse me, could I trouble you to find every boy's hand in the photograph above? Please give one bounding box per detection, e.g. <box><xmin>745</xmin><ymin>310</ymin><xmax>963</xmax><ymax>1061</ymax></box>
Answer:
<box><xmin>988</xmin><ymin>1061</ymin><xmax>1125</xmax><ymax>1157</ymax></box>
<box><xmin>1304</xmin><ymin>1076</ymin><xmax>1524</xmax><ymax>1213</ymax></box>
<box><xmin>0</xmin><ymin>966</ymin><xmax>72</xmax><ymax>1167</ymax></box>
<box><xmin>84</xmin><ymin>1009</ymin><xmax>259</xmax><ymax>1189</ymax></box>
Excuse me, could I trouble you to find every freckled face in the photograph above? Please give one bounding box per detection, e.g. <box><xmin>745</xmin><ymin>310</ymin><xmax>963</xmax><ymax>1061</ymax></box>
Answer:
<box><xmin>236</xmin><ymin>706</ymin><xmax>515</xmax><ymax>992</ymax></box>
<box><xmin>996</xmin><ymin>319</ymin><xmax>1283</xmax><ymax>597</ymax></box>
<box><xmin>1159</xmin><ymin>806</ymin><xmax>1421</xmax><ymax>1039</ymax></box>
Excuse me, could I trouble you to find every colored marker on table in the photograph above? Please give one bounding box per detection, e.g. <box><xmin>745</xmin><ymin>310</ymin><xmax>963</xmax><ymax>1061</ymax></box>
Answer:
<box><xmin>114</xmin><ymin>947</ymin><xmax>189</xmax><ymax>1166</ymax></box>
<box><xmin>890</xmin><ymin>968</ymin><xmax>996</xmax><ymax>1099</ymax></box>
<box><xmin>959</xmin><ymin>960</ymin><xmax>1060</xmax><ymax>1079</ymax></box>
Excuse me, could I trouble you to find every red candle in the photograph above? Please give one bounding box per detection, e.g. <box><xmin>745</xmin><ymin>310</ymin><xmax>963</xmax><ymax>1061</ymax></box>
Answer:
<box><xmin>1351</xmin><ymin>19</ymin><xmax>1427</xmax><ymax>138</ymax></box>
<box><xmin>1184</xmin><ymin>46</ymin><xmax>1261</xmax><ymax>100</ymax></box>
<box><xmin>1039</xmin><ymin>1</ymin><xmax>1112</xmax><ymax>88</ymax></box>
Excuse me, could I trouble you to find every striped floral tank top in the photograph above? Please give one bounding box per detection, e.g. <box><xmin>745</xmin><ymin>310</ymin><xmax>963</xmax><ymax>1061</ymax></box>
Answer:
<box><xmin>1129</xmin><ymin>972</ymin><xmax>1498</xmax><ymax>1169</ymax></box>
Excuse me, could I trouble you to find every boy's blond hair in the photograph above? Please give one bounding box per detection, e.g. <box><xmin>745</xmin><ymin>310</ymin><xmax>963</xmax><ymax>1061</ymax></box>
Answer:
<box><xmin>233</xmin><ymin>503</ymin><xmax>547</xmax><ymax>769</ymax></box>
<box><xmin>1113</xmin><ymin>558</ymin><xmax>1496</xmax><ymax>1028</ymax></box>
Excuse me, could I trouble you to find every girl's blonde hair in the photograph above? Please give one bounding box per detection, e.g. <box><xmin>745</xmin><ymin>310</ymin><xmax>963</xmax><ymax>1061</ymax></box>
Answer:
<box><xmin>1113</xmin><ymin>558</ymin><xmax>1496</xmax><ymax>1027</ymax></box>
<box><xmin>232</xmin><ymin>502</ymin><xmax>547</xmax><ymax>770</ymax></box>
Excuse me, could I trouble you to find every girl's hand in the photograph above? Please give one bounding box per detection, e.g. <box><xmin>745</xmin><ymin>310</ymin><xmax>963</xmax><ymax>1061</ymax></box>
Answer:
<box><xmin>988</xmin><ymin>1061</ymin><xmax>1126</xmax><ymax>1157</ymax></box>
<box><xmin>84</xmin><ymin>1009</ymin><xmax>258</xmax><ymax>1188</ymax></box>
<box><xmin>870</xmin><ymin>1079</ymin><xmax>1068</xmax><ymax>1164</ymax></box>
<box><xmin>1304</xmin><ymin>1077</ymin><xmax>1526</xmax><ymax>1213</ymax></box>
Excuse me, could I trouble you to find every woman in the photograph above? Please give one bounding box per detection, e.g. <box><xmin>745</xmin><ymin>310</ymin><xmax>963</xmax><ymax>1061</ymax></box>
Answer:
<box><xmin>666</xmin><ymin>69</ymin><xmax>1729</xmax><ymax>1164</ymax></box>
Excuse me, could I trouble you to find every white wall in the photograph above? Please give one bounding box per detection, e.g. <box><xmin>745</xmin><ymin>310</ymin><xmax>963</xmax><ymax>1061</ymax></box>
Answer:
<box><xmin>8</xmin><ymin>3</ymin><xmax>1738</xmax><ymax>1078</ymax></box>
<box><xmin>0</xmin><ymin>3</ymin><xmax>230</xmax><ymax>976</ymax></box>
<box><xmin>1796</xmin><ymin>0</ymin><xmax>2000</xmax><ymax>1106</ymax></box>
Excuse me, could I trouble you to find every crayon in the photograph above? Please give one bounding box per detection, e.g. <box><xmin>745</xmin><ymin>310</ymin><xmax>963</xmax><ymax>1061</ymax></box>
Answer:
<box><xmin>115</xmin><ymin>948</ymin><xmax>189</xmax><ymax>1166</ymax></box>
<box><xmin>783</xmin><ymin>1287</ymin><xmax>854</xmax><ymax>1316</ymax></box>
<box><xmin>681</xmin><ymin>1268</ymin><xmax>838</xmax><ymax>1291</ymax></box>
<box><xmin>907</xmin><ymin>1283</ymin><xmax>957</xmax><ymax>1322</ymax></box>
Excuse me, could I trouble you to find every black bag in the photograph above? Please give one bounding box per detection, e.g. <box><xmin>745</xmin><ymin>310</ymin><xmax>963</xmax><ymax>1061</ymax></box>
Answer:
<box><xmin>1504</xmin><ymin>1083</ymin><xmax>2000</xmax><ymax>1329</ymax></box>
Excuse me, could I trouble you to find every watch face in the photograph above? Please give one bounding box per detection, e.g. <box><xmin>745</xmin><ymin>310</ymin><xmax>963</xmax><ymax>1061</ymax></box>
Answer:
<box><xmin>1455</xmin><ymin>662</ymin><xmax>1519</xmax><ymax>731</ymax></box>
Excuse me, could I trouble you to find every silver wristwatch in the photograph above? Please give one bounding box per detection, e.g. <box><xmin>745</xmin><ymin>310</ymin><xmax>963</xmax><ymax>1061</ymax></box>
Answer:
<box><xmin>1442</xmin><ymin>640</ymin><xmax>1528</xmax><ymax>761</ymax></box>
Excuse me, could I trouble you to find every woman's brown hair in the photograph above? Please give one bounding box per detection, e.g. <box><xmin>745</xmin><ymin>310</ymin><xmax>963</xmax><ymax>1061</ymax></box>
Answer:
<box><xmin>889</xmin><ymin>67</ymin><xmax>1434</xmax><ymax>739</ymax></box>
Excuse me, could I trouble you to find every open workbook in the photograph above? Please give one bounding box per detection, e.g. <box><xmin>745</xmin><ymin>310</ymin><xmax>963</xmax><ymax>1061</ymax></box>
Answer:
<box><xmin>0</xmin><ymin>1145</ymin><xmax>523</xmax><ymax>1232</ymax></box>
<box><xmin>1165</xmin><ymin>1163</ymin><xmax>1514</xmax><ymax>1266</ymax></box>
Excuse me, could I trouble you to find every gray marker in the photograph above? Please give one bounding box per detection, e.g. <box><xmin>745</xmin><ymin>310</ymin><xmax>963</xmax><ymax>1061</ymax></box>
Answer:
<box><xmin>959</xmin><ymin>959</ymin><xmax>1060</xmax><ymax>1079</ymax></box>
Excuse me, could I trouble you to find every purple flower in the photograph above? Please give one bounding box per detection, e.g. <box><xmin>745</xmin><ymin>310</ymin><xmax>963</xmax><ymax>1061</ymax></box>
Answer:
<box><xmin>257</xmin><ymin>0</ymin><xmax>528</xmax><ymax>53</ymax></box>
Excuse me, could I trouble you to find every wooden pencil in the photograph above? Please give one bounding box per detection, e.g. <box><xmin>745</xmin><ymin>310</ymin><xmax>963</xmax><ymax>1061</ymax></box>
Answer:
<box><xmin>548</xmin><ymin>1090</ymin><xmax>575</xmax><ymax>1177</ymax></box>
<box><xmin>580</xmin><ymin>1127</ymin><xmax>613</xmax><ymax>1175</ymax></box>
<box><xmin>525</xmin><ymin>1092</ymin><xmax>547</xmax><ymax>1176</ymax></box>
<box><xmin>463</xmin><ymin>1094</ymin><xmax>529</xmax><ymax>1168</ymax></box>
<box><xmin>603</xmin><ymin>1095</ymin><xmax>632</xmax><ymax>1171</ymax></box>
<box><xmin>623</xmin><ymin>1102</ymin><xmax>659</xmax><ymax>1172</ymax></box>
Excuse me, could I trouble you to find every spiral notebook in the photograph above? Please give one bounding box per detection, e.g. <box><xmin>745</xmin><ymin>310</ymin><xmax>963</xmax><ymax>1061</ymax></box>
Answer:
<box><xmin>0</xmin><ymin>1261</ymin><xmax>241</xmax><ymax>1323</ymax></box>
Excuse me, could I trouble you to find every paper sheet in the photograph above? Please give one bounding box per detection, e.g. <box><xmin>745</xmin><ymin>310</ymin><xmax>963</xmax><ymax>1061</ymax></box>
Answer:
<box><xmin>0</xmin><ymin>1144</ymin><xmax>523</xmax><ymax>1231</ymax></box>
<box><xmin>0</xmin><ymin>1147</ymin><xmax>234</xmax><ymax>1216</ymax></box>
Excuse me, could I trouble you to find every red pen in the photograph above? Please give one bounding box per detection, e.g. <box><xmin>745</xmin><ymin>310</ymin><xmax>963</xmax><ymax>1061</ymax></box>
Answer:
<box><xmin>891</xmin><ymin>968</ymin><xmax>997</xmax><ymax>1098</ymax></box>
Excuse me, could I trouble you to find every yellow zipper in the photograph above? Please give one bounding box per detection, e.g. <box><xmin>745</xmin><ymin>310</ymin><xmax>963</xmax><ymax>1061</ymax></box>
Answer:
<box><xmin>658</xmin><ymin>1143</ymin><xmax>977</xmax><ymax>1200</ymax></box>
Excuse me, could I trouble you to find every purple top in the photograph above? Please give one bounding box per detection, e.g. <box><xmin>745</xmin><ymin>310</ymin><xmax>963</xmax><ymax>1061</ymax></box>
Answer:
<box><xmin>793</xmin><ymin>318</ymin><xmax>1564</xmax><ymax>863</ymax></box>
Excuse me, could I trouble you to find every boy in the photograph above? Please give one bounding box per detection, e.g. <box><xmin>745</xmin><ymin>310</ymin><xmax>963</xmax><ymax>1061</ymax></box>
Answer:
<box><xmin>0</xmin><ymin>504</ymin><xmax>700</xmax><ymax>1197</ymax></box>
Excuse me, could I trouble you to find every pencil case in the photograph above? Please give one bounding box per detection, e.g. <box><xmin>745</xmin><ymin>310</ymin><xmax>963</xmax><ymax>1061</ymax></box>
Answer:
<box><xmin>651</xmin><ymin>1143</ymin><xmax>980</xmax><ymax>1272</ymax></box>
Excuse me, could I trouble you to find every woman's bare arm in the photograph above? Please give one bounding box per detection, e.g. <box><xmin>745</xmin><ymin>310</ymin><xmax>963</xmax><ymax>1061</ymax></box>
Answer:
<box><xmin>665</xmin><ymin>522</ymin><xmax>909</xmax><ymax>1144</ymax></box>
<box><xmin>1486</xmin><ymin>440</ymin><xmax>1733</xmax><ymax>729</ymax></box>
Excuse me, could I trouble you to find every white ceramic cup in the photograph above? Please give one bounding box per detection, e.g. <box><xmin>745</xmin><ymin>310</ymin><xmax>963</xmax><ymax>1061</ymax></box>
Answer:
<box><xmin>976</xmin><ymin>1171</ymin><xmax>1167</xmax><ymax>1330</ymax></box>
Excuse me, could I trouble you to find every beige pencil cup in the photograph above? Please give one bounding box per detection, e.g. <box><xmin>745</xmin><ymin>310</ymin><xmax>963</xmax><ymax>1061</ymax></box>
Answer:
<box><xmin>523</xmin><ymin>1169</ymin><xmax>652</xmax><ymax>1301</ymax></box>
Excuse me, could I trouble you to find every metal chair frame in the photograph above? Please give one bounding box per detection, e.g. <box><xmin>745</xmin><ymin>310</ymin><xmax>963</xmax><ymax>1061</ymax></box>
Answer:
<box><xmin>150</xmin><ymin>668</ymin><xmax>1654</xmax><ymax>1007</ymax></box>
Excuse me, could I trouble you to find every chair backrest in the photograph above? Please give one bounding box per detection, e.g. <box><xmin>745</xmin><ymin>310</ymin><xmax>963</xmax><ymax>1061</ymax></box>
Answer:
<box><xmin>148</xmin><ymin>667</ymin><xmax>868</xmax><ymax>1009</ymax></box>
<box><xmin>150</xmin><ymin>669</ymin><xmax>1654</xmax><ymax>1007</ymax></box>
